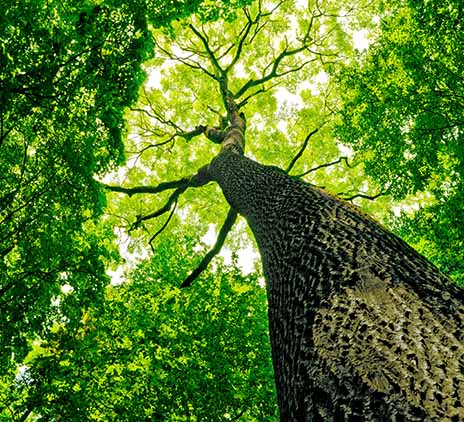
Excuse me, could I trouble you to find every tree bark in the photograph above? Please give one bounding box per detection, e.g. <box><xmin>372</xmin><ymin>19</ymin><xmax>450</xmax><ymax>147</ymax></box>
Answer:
<box><xmin>208</xmin><ymin>149</ymin><xmax>464</xmax><ymax>421</ymax></box>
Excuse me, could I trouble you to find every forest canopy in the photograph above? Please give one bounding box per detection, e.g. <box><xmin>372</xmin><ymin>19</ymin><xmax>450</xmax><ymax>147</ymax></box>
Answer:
<box><xmin>1</xmin><ymin>0</ymin><xmax>463</xmax><ymax>420</ymax></box>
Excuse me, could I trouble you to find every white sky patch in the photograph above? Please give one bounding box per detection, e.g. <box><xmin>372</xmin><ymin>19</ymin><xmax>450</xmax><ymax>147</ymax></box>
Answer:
<box><xmin>146</xmin><ymin>66</ymin><xmax>163</xmax><ymax>90</ymax></box>
<box><xmin>201</xmin><ymin>223</ymin><xmax>217</xmax><ymax>246</ymax></box>
<box><xmin>277</xmin><ymin>119</ymin><xmax>288</xmax><ymax>134</ymax></box>
<box><xmin>303</xmin><ymin>70</ymin><xmax>329</xmax><ymax>96</ymax></box>
<box><xmin>353</xmin><ymin>29</ymin><xmax>371</xmax><ymax>51</ymax></box>
<box><xmin>251</xmin><ymin>113</ymin><xmax>267</xmax><ymax>132</ymax></box>
<box><xmin>391</xmin><ymin>191</ymin><xmax>434</xmax><ymax>217</ymax></box>
<box><xmin>108</xmin><ymin>266</ymin><xmax>125</xmax><ymax>285</ymax></box>
<box><xmin>286</xmin><ymin>13</ymin><xmax>299</xmax><ymax>44</ymax></box>
<box><xmin>61</xmin><ymin>284</ymin><xmax>74</xmax><ymax>294</ymax></box>
<box><xmin>237</xmin><ymin>246</ymin><xmax>260</xmax><ymax>274</ymax></box>
<box><xmin>233</xmin><ymin>62</ymin><xmax>248</xmax><ymax>79</ymax></box>
<box><xmin>338</xmin><ymin>143</ymin><xmax>354</xmax><ymax>157</ymax></box>
<box><xmin>295</xmin><ymin>0</ymin><xmax>308</xmax><ymax>8</ymax></box>
<box><xmin>275</xmin><ymin>87</ymin><xmax>304</xmax><ymax>109</ymax></box>
<box><xmin>145</xmin><ymin>57</ymin><xmax>178</xmax><ymax>90</ymax></box>
<box><xmin>298</xmin><ymin>80</ymin><xmax>313</xmax><ymax>91</ymax></box>
<box><xmin>314</xmin><ymin>70</ymin><xmax>328</xmax><ymax>85</ymax></box>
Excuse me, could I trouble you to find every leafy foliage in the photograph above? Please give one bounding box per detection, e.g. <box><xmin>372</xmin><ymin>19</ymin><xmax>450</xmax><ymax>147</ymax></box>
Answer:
<box><xmin>146</xmin><ymin>0</ymin><xmax>254</xmax><ymax>27</ymax></box>
<box><xmin>336</xmin><ymin>0</ymin><xmax>464</xmax><ymax>282</ymax></box>
<box><xmin>0</xmin><ymin>0</ymin><xmax>153</xmax><ymax>376</ymax></box>
<box><xmin>14</xmin><ymin>236</ymin><xmax>278</xmax><ymax>421</ymax></box>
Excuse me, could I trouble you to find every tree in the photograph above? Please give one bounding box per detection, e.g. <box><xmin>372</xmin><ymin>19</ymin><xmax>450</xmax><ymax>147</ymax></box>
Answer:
<box><xmin>1</xmin><ymin>0</ymin><xmax>151</xmax><ymax>394</ymax></box>
<box><xmin>14</xmin><ymin>235</ymin><xmax>278</xmax><ymax>421</ymax></box>
<box><xmin>106</xmin><ymin>0</ymin><xmax>464</xmax><ymax>420</ymax></box>
<box><xmin>0</xmin><ymin>0</ymin><xmax>156</xmax><ymax>417</ymax></box>
<box><xmin>336</xmin><ymin>0</ymin><xmax>464</xmax><ymax>285</ymax></box>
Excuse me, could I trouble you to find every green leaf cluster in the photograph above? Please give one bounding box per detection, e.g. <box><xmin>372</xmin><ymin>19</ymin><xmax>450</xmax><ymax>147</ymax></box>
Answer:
<box><xmin>1</xmin><ymin>0</ymin><xmax>152</xmax><ymax>373</ymax></box>
<box><xmin>13</xmin><ymin>235</ymin><xmax>277</xmax><ymax>421</ymax></box>
<box><xmin>146</xmin><ymin>0</ymin><xmax>254</xmax><ymax>27</ymax></box>
<box><xmin>336</xmin><ymin>0</ymin><xmax>464</xmax><ymax>282</ymax></box>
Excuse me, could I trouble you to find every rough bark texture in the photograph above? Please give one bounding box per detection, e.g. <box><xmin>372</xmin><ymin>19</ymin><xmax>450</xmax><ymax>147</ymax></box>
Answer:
<box><xmin>208</xmin><ymin>149</ymin><xmax>464</xmax><ymax>421</ymax></box>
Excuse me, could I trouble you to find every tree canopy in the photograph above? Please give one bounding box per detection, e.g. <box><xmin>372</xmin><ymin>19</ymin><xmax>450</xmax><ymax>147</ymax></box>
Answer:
<box><xmin>1</xmin><ymin>0</ymin><xmax>152</xmax><ymax>376</ymax></box>
<box><xmin>336</xmin><ymin>0</ymin><xmax>464</xmax><ymax>284</ymax></box>
<box><xmin>1</xmin><ymin>0</ymin><xmax>463</xmax><ymax>420</ymax></box>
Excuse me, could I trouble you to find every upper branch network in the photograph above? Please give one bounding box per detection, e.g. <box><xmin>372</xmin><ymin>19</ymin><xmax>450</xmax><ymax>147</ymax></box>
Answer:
<box><xmin>154</xmin><ymin>0</ymin><xmax>333</xmax><ymax>114</ymax></box>
<box><xmin>107</xmin><ymin>0</ymin><xmax>374</xmax><ymax>286</ymax></box>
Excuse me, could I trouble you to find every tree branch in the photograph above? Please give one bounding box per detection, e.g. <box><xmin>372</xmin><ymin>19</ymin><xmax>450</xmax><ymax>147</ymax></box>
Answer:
<box><xmin>204</xmin><ymin>126</ymin><xmax>225</xmax><ymax>144</ymax></box>
<box><xmin>149</xmin><ymin>198</ymin><xmax>178</xmax><ymax>253</ymax></box>
<box><xmin>155</xmin><ymin>42</ymin><xmax>219</xmax><ymax>82</ymax></box>
<box><xmin>285</xmin><ymin>128</ymin><xmax>319</xmax><ymax>174</ymax></box>
<box><xmin>131</xmin><ymin>186</ymin><xmax>183</xmax><ymax>230</ymax></box>
<box><xmin>340</xmin><ymin>190</ymin><xmax>389</xmax><ymax>202</ymax></box>
<box><xmin>104</xmin><ymin>168</ymin><xmax>212</xmax><ymax>197</ymax></box>
<box><xmin>234</xmin><ymin>45</ymin><xmax>316</xmax><ymax>98</ymax></box>
<box><xmin>296</xmin><ymin>156</ymin><xmax>351</xmax><ymax>178</ymax></box>
<box><xmin>224</xmin><ymin>8</ymin><xmax>256</xmax><ymax>73</ymax></box>
<box><xmin>105</xmin><ymin>178</ymin><xmax>190</xmax><ymax>197</ymax></box>
<box><xmin>189</xmin><ymin>24</ymin><xmax>225</xmax><ymax>77</ymax></box>
<box><xmin>236</xmin><ymin>82</ymin><xmax>281</xmax><ymax>108</ymax></box>
<box><xmin>181</xmin><ymin>208</ymin><xmax>238</xmax><ymax>288</ymax></box>
<box><xmin>107</xmin><ymin>167</ymin><xmax>212</xmax><ymax>243</ymax></box>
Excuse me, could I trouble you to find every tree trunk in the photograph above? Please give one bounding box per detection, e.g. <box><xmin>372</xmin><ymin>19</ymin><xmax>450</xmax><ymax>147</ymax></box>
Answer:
<box><xmin>209</xmin><ymin>149</ymin><xmax>464</xmax><ymax>421</ymax></box>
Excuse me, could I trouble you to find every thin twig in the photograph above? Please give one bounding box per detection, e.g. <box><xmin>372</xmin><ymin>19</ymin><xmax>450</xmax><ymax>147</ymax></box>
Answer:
<box><xmin>235</xmin><ymin>44</ymin><xmax>315</xmax><ymax>98</ymax></box>
<box><xmin>296</xmin><ymin>156</ymin><xmax>350</xmax><ymax>178</ymax></box>
<box><xmin>189</xmin><ymin>24</ymin><xmax>225</xmax><ymax>76</ymax></box>
<box><xmin>132</xmin><ymin>186</ymin><xmax>184</xmax><ymax>229</ymax></box>
<box><xmin>236</xmin><ymin>82</ymin><xmax>281</xmax><ymax>108</ymax></box>
<box><xmin>224</xmin><ymin>8</ymin><xmax>256</xmax><ymax>73</ymax></box>
<box><xmin>340</xmin><ymin>191</ymin><xmax>389</xmax><ymax>202</ymax></box>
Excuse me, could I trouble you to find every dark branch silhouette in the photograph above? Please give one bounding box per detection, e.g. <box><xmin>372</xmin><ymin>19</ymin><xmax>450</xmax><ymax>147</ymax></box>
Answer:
<box><xmin>296</xmin><ymin>156</ymin><xmax>351</xmax><ymax>178</ymax></box>
<box><xmin>189</xmin><ymin>24</ymin><xmax>225</xmax><ymax>76</ymax></box>
<box><xmin>132</xmin><ymin>185</ymin><xmax>185</xmax><ymax>230</ymax></box>
<box><xmin>237</xmin><ymin>82</ymin><xmax>281</xmax><ymax>108</ymax></box>
<box><xmin>181</xmin><ymin>208</ymin><xmax>238</xmax><ymax>288</ymax></box>
<box><xmin>234</xmin><ymin>47</ymin><xmax>317</xmax><ymax>99</ymax></box>
<box><xmin>154</xmin><ymin>42</ymin><xmax>219</xmax><ymax>82</ymax></box>
<box><xmin>285</xmin><ymin>128</ymin><xmax>319</xmax><ymax>174</ymax></box>
<box><xmin>104</xmin><ymin>168</ymin><xmax>211</xmax><ymax>197</ymax></box>
<box><xmin>149</xmin><ymin>198</ymin><xmax>178</xmax><ymax>253</ymax></box>
<box><xmin>340</xmin><ymin>190</ymin><xmax>389</xmax><ymax>202</ymax></box>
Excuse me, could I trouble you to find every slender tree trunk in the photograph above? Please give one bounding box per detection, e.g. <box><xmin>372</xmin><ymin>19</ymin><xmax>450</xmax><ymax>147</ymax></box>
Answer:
<box><xmin>209</xmin><ymin>149</ymin><xmax>464</xmax><ymax>421</ymax></box>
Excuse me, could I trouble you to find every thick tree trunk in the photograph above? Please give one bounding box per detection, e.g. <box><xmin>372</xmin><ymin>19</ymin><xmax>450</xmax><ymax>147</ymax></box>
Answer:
<box><xmin>209</xmin><ymin>149</ymin><xmax>464</xmax><ymax>421</ymax></box>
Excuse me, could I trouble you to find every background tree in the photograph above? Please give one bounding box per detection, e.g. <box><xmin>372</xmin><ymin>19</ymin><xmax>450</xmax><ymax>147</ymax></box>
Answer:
<box><xmin>336</xmin><ymin>0</ymin><xmax>464</xmax><ymax>284</ymax></box>
<box><xmin>12</xmin><ymin>235</ymin><xmax>277</xmax><ymax>421</ymax></box>
<box><xmin>1</xmin><ymin>1</ymin><xmax>151</xmax><ymax>415</ymax></box>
